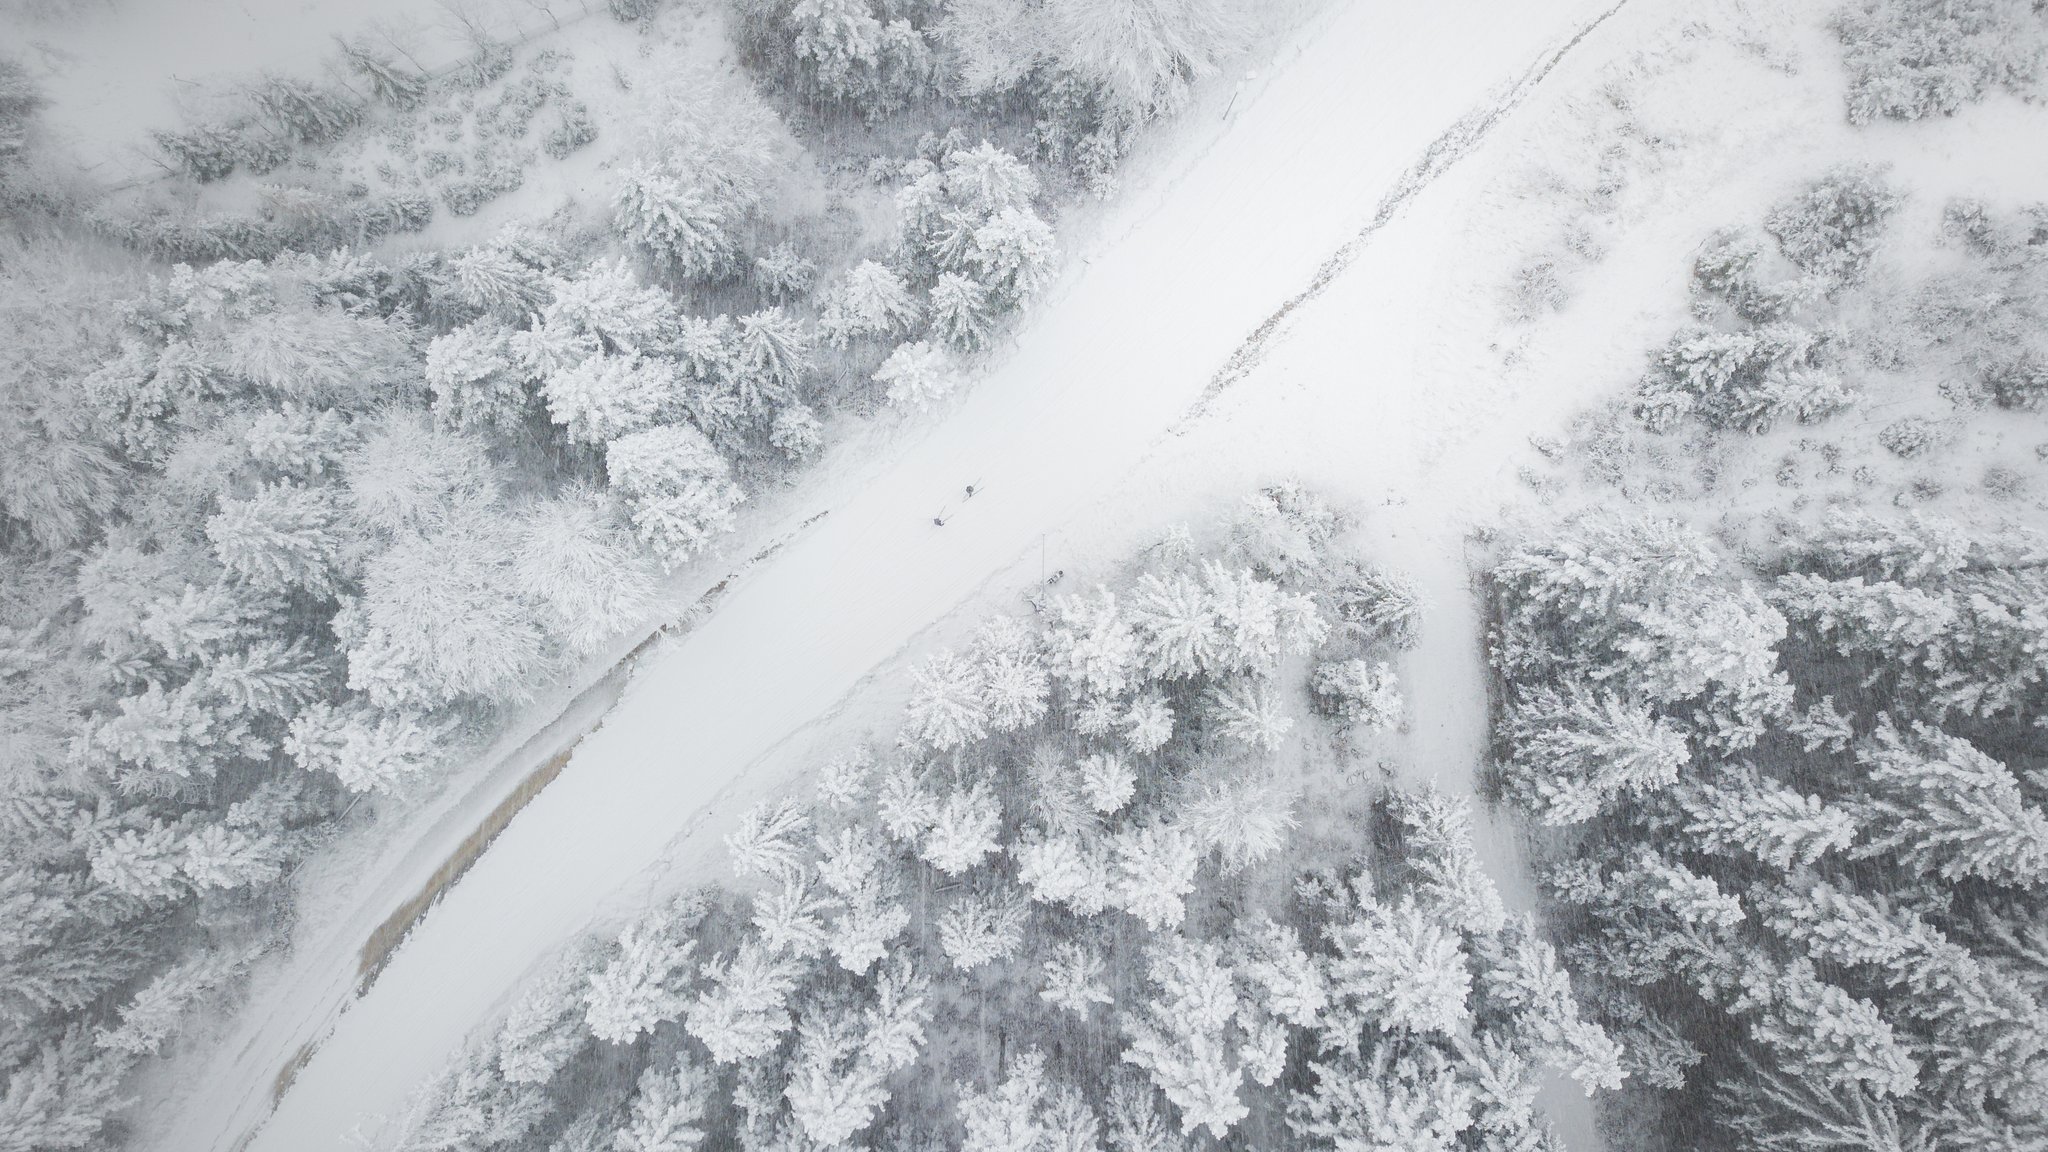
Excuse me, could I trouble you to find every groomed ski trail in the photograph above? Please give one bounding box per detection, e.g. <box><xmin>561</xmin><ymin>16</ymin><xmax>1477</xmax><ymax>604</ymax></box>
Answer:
<box><xmin>175</xmin><ymin>3</ymin><xmax>1629</xmax><ymax>1149</ymax></box>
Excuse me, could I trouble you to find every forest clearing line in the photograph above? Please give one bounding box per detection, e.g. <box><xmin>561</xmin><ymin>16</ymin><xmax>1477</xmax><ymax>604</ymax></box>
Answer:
<box><xmin>1177</xmin><ymin>0</ymin><xmax>1633</xmax><ymax>427</ymax></box>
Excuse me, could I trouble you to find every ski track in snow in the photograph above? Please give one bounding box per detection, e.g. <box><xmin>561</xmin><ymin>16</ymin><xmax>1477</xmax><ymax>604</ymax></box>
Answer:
<box><xmin>157</xmin><ymin>3</ymin><xmax>1636</xmax><ymax>1149</ymax></box>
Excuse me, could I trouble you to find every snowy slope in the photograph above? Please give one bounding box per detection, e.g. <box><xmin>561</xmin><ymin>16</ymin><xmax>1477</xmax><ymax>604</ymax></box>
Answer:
<box><xmin>169</xmin><ymin>2</ymin><xmax>1632</xmax><ymax>1149</ymax></box>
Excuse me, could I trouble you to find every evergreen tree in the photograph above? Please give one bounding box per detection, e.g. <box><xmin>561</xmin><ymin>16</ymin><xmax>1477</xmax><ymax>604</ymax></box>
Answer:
<box><xmin>783</xmin><ymin>1005</ymin><xmax>890</xmax><ymax>1147</ymax></box>
<box><xmin>875</xmin><ymin>340</ymin><xmax>958</xmax><ymax>412</ymax></box>
<box><xmin>937</xmin><ymin>884</ymin><xmax>1027</xmax><ymax>971</ymax></box>
<box><xmin>1176</xmin><ymin>773</ymin><xmax>1294</xmax><ymax>874</ymax></box>
<box><xmin>1500</xmin><ymin>684</ymin><xmax>1691</xmax><ymax>825</ymax></box>
<box><xmin>1324</xmin><ymin>896</ymin><xmax>1471</xmax><ymax>1040</ymax></box>
<box><xmin>1205</xmin><ymin>680</ymin><xmax>1294</xmax><ymax>751</ymax></box>
<box><xmin>613</xmin><ymin>163</ymin><xmax>744</xmax><ymax>280</ymax></box>
<box><xmin>974</xmin><ymin>615</ymin><xmax>1049</xmax><ymax>732</ymax></box>
<box><xmin>1041</xmin><ymin>941</ymin><xmax>1114</xmax><ymax>1017</ymax></box>
<box><xmin>768</xmin><ymin>402</ymin><xmax>824</xmax><ymax>462</ymax></box>
<box><xmin>616</xmin><ymin>1056</ymin><xmax>710</xmax><ymax>1152</ymax></box>
<box><xmin>726</xmin><ymin>800</ymin><xmax>812</xmax><ymax>882</ymax></box>
<box><xmin>1122</xmin><ymin>695</ymin><xmax>1175</xmax><ymax>755</ymax></box>
<box><xmin>584</xmin><ymin>916</ymin><xmax>698</xmax><ymax>1045</ymax></box>
<box><xmin>543</xmin><ymin>352</ymin><xmax>678</xmax><ymax>446</ymax></box>
<box><xmin>513</xmin><ymin>496</ymin><xmax>660</xmax><ymax>655</ymax></box>
<box><xmin>424</xmin><ymin>320</ymin><xmax>527</xmax><ymax>432</ymax></box>
<box><xmin>1043</xmin><ymin>587</ymin><xmax>1139</xmax><ymax>700</ymax></box>
<box><xmin>919</xmin><ymin>785</ymin><xmax>1002</xmax><ymax>875</ymax></box>
<box><xmin>92</xmin><ymin>946</ymin><xmax>254</xmax><ymax>1056</ymax></box>
<box><xmin>1127</xmin><ymin>571</ymin><xmax>1219</xmax><ymax>680</ymax></box>
<box><xmin>1014</xmin><ymin>833</ymin><xmax>1117</xmax><ymax>916</ymax></box>
<box><xmin>731</xmin><ymin>307</ymin><xmax>810</xmax><ymax>413</ymax></box>
<box><xmin>1289</xmin><ymin>1044</ymin><xmax>1477</xmax><ymax>1152</ymax></box>
<box><xmin>928</xmin><ymin>272</ymin><xmax>992</xmax><ymax>350</ymax></box>
<box><xmin>1112</xmin><ymin>823</ymin><xmax>1201</xmax><ymax>931</ymax></box>
<box><xmin>686</xmin><ymin>939</ymin><xmax>805</xmax><ymax>1064</ymax></box>
<box><xmin>205</xmin><ymin>483</ymin><xmax>344</xmax><ymax>595</ymax></box>
<box><xmin>1674</xmin><ymin>764</ymin><xmax>1859</xmax><ymax>871</ymax></box>
<box><xmin>1735</xmin><ymin>957</ymin><xmax>1920</xmax><ymax>1099</ymax></box>
<box><xmin>825</xmin><ymin>870</ymin><xmax>910</xmax><ymax>974</ymax></box>
<box><xmin>751</xmin><ymin>872</ymin><xmax>831</xmax><ymax>960</ymax></box>
<box><xmin>0</xmin><ymin>1029</ymin><xmax>136</xmax><ymax>1152</ymax></box>
<box><xmin>1309</xmin><ymin>659</ymin><xmax>1403</xmax><ymax>733</ymax></box>
<box><xmin>284</xmin><ymin>701</ymin><xmax>443</xmax><ymax>793</ymax></box>
<box><xmin>605</xmin><ymin>424</ymin><xmax>745</xmax><ymax>570</ymax></box>
<box><xmin>903</xmin><ymin>649</ymin><xmax>987</xmax><ymax>750</ymax></box>
<box><xmin>496</xmin><ymin>951</ymin><xmax>591</xmax><ymax>1085</ymax></box>
<box><xmin>1120</xmin><ymin>935</ymin><xmax>1252</xmax><ymax>1139</ymax></box>
<box><xmin>1854</xmin><ymin>720</ymin><xmax>2048</xmax><ymax>887</ymax></box>
<box><xmin>1042</xmin><ymin>0</ymin><xmax>1249</xmax><ymax>120</ymax></box>
<box><xmin>818</xmin><ymin>260</ymin><xmax>920</xmax><ymax>348</ymax></box>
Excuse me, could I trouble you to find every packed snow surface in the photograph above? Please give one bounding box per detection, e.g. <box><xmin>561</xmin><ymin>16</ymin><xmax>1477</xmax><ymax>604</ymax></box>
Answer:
<box><xmin>174</xmin><ymin>1</ymin><xmax>1638</xmax><ymax>1148</ymax></box>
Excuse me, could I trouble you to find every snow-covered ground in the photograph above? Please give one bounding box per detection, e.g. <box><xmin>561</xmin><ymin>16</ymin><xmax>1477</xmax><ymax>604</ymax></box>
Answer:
<box><xmin>148</xmin><ymin>2</ymin><xmax>1645</xmax><ymax>1149</ymax></box>
<box><xmin>3</xmin><ymin>0</ymin><xmax>582</xmax><ymax>178</ymax></box>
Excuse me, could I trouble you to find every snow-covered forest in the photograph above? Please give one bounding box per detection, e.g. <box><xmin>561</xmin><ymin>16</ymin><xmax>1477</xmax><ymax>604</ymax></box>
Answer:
<box><xmin>376</xmin><ymin>489</ymin><xmax>1623</xmax><ymax>1152</ymax></box>
<box><xmin>1</xmin><ymin>0</ymin><xmax>2046</xmax><ymax>1150</ymax></box>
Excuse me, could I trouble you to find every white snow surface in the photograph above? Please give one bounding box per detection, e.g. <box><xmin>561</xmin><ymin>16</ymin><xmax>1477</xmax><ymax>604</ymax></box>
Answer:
<box><xmin>180</xmin><ymin>1</ymin><xmax>1651</xmax><ymax>1148</ymax></box>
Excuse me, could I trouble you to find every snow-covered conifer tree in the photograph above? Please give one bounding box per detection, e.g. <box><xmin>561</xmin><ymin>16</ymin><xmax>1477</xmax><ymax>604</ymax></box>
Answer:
<box><xmin>903</xmin><ymin>649</ymin><xmax>987</xmax><ymax>750</ymax></box>
<box><xmin>1041</xmin><ymin>941</ymin><xmax>1114</xmax><ymax>1017</ymax></box>
<box><xmin>686</xmin><ymin>939</ymin><xmax>805</xmax><ymax>1063</ymax></box>
<box><xmin>1500</xmin><ymin>684</ymin><xmax>1691</xmax><ymax>825</ymax></box>
<box><xmin>1674</xmin><ymin>764</ymin><xmax>1859</xmax><ymax>871</ymax></box>
<box><xmin>543</xmin><ymin>352</ymin><xmax>678</xmax><ymax>446</ymax></box>
<box><xmin>497</xmin><ymin>952</ymin><xmax>592</xmax><ymax>1085</ymax></box>
<box><xmin>1324</xmin><ymin>896</ymin><xmax>1472</xmax><ymax>1039</ymax></box>
<box><xmin>1077</xmin><ymin>753</ymin><xmax>1136</xmax><ymax>815</ymax></box>
<box><xmin>928</xmin><ymin>271</ymin><xmax>992</xmax><ymax>350</ymax></box>
<box><xmin>284</xmin><ymin>701</ymin><xmax>444</xmax><ymax>793</ymax></box>
<box><xmin>616</xmin><ymin>1056</ymin><xmax>711</xmax><ymax>1152</ymax></box>
<box><xmin>448</xmin><ymin>244</ymin><xmax>550</xmax><ymax>320</ymax></box>
<box><xmin>1112</xmin><ymin>823</ymin><xmax>1201</xmax><ymax>931</ymax></box>
<box><xmin>1309</xmin><ymin>659</ymin><xmax>1403</xmax><ymax>733</ymax></box>
<box><xmin>1855</xmin><ymin>720</ymin><xmax>2048</xmax><ymax>886</ymax></box>
<box><xmin>938</xmin><ymin>885</ymin><xmax>1028</xmax><ymax>971</ymax></box>
<box><xmin>605</xmin><ymin>424</ymin><xmax>744</xmax><ymax>569</ymax></box>
<box><xmin>584</xmin><ymin>917</ymin><xmax>698</xmax><ymax>1044</ymax></box>
<box><xmin>178</xmin><ymin>822</ymin><xmax>283</xmax><ymax>890</ymax></box>
<box><xmin>1120</xmin><ymin>936</ymin><xmax>1251</xmax><ymax>1139</ymax></box>
<box><xmin>424</xmin><ymin>320</ymin><xmax>527</xmax><ymax>431</ymax></box>
<box><xmin>93</xmin><ymin>947</ymin><xmax>255</xmax><ymax>1055</ymax></box>
<box><xmin>1015</xmin><ymin>833</ymin><xmax>1117</xmax><ymax>916</ymax></box>
<box><xmin>727</xmin><ymin>800</ymin><xmax>812</xmax><ymax>882</ymax></box>
<box><xmin>974</xmin><ymin>615</ymin><xmax>1049</xmax><ymax>732</ymax></box>
<box><xmin>614</xmin><ymin>163</ymin><xmax>744</xmax><ymax>280</ymax></box>
<box><xmin>919</xmin><ymin>784</ymin><xmax>1003</xmax><ymax>875</ymax></box>
<box><xmin>1043</xmin><ymin>587</ymin><xmax>1139</xmax><ymax>700</ymax></box>
<box><xmin>1128</xmin><ymin>572</ymin><xmax>1220</xmax><ymax>680</ymax></box>
<box><xmin>513</xmin><ymin>496</ymin><xmax>660</xmax><ymax>654</ymax></box>
<box><xmin>768</xmin><ymin>402</ymin><xmax>824</xmax><ymax>461</ymax></box>
<box><xmin>875</xmin><ymin>340</ymin><xmax>958</xmax><ymax>412</ymax></box>
<box><xmin>819</xmin><ymin>260</ymin><xmax>920</xmax><ymax>348</ymax></box>
<box><xmin>205</xmin><ymin>483</ymin><xmax>344</xmax><ymax>594</ymax></box>
<box><xmin>1205</xmin><ymin>680</ymin><xmax>1294</xmax><ymax>751</ymax></box>
<box><xmin>826</xmin><ymin>872</ymin><xmax>911</xmax><ymax>974</ymax></box>
<box><xmin>1122</xmin><ymin>695</ymin><xmax>1175</xmax><ymax>755</ymax></box>
<box><xmin>1392</xmin><ymin>789</ymin><xmax>1506</xmax><ymax>935</ymax></box>
<box><xmin>1176</xmin><ymin>774</ymin><xmax>1294</xmax><ymax>874</ymax></box>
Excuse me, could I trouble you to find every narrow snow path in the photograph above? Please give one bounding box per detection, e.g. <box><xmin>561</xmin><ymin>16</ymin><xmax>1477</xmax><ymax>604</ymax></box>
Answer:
<box><xmin>177</xmin><ymin>3</ymin><xmax>1626</xmax><ymax>1148</ymax></box>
